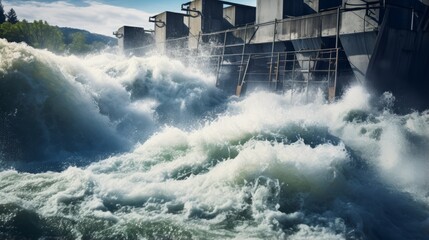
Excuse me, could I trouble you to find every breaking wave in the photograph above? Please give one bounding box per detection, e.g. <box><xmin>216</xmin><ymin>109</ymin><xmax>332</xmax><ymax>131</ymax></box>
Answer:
<box><xmin>0</xmin><ymin>39</ymin><xmax>227</xmax><ymax>170</ymax></box>
<box><xmin>0</xmin><ymin>39</ymin><xmax>428</xmax><ymax>239</ymax></box>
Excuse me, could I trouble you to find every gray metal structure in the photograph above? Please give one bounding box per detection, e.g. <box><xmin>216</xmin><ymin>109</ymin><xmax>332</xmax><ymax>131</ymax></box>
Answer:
<box><xmin>128</xmin><ymin>0</ymin><xmax>429</xmax><ymax>110</ymax></box>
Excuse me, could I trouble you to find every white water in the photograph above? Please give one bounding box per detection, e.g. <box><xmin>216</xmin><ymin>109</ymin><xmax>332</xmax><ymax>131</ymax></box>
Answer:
<box><xmin>0</xmin><ymin>39</ymin><xmax>428</xmax><ymax>239</ymax></box>
<box><xmin>0</xmin><ymin>39</ymin><xmax>226</xmax><ymax>169</ymax></box>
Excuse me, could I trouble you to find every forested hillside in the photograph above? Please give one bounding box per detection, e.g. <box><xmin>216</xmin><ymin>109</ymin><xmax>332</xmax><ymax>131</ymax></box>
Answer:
<box><xmin>0</xmin><ymin>1</ymin><xmax>116</xmax><ymax>54</ymax></box>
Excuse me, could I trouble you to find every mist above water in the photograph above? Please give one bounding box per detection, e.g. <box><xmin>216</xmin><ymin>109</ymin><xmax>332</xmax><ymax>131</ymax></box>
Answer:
<box><xmin>0</xmin><ymin>39</ymin><xmax>428</xmax><ymax>239</ymax></box>
<box><xmin>0</xmin><ymin>39</ymin><xmax>227</xmax><ymax>170</ymax></box>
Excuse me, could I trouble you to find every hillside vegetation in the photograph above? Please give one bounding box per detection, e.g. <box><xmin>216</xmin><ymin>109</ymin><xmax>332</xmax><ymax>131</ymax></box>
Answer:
<box><xmin>0</xmin><ymin>0</ymin><xmax>116</xmax><ymax>54</ymax></box>
<box><xmin>0</xmin><ymin>20</ymin><xmax>116</xmax><ymax>54</ymax></box>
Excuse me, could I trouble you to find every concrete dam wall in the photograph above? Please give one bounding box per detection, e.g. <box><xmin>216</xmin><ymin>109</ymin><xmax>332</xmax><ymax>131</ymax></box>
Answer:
<box><xmin>115</xmin><ymin>0</ymin><xmax>429</xmax><ymax>111</ymax></box>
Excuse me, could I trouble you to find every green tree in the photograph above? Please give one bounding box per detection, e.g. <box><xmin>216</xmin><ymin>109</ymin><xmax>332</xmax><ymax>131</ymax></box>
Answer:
<box><xmin>0</xmin><ymin>0</ymin><xmax>6</xmax><ymax>23</ymax></box>
<box><xmin>0</xmin><ymin>19</ymin><xmax>108</xmax><ymax>54</ymax></box>
<box><xmin>68</xmin><ymin>32</ymin><xmax>90</xmax><ymax>54</ymax></box>
<box><xmin>26</xmin><ymin>20</ymin><xmax>65</xmax><ymax>51</ymax></box>
<box><xmin>0</xmin><ymin>22</ymin><xmax>24</xmax><ymax>42</ymax></box>
<box><xmin>6</xmin><ymin>8</ymin><xmax>18</xmax><ymax>24</ymax></box>
<box><xmin>0</xmin><ymin>20</ymin><xmax>65</xmax><ymax>52</ymax></box>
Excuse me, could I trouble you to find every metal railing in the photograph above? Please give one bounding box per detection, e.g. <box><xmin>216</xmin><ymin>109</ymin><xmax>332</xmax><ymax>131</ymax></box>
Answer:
<box><xmin>123</xmin><ymin>8</ymin><xmax>351</xmax><ymax>100</ymax></box>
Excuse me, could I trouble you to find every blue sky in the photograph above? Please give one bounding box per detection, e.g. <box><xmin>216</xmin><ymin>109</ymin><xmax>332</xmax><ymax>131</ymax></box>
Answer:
<box><xmin>3</xmin><ymin>0</ymin><xmax>256</xmax><ymax>36</ymax></box>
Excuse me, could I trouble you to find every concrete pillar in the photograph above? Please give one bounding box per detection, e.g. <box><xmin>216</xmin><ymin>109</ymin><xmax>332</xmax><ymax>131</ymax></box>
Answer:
<box><xmin>223</xmin><ymin>5</ymin><xmax>256</xmax><ymax>28</ymax></box>
<box><xmin>185</xmin><ymin>0</ymin><xmax>224</xmax><ymax>49</ymax></box>
<box><xmin>153</xmin><ymin>12</ymin><xmax>189</xmax><ymax>54</ymax></box>
<box><xmin>114</xmin><ymin>26</ymin><xmax>153</xmax><ymax>55</ymax></box>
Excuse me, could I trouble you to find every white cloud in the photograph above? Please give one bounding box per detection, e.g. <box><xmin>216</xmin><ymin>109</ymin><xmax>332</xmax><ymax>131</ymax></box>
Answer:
<box><xmin>3</xmin><ymin>1</ymin><xmax>154</xmax><ymax>36</ymax></box>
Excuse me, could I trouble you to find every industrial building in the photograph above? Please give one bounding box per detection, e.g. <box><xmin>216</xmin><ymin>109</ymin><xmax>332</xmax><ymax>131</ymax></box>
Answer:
<box><xmin>115</xmin><ymin>0</ymin><xmax>429</xmax><ymax>110</ymax></box>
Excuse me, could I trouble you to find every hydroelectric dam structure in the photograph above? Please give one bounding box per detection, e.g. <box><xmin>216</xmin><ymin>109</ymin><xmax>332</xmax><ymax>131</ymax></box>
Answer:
<box><xmin>114</xmin><ymin>0</ymin><xmax>429</xmax><ymax>109</ymax></box>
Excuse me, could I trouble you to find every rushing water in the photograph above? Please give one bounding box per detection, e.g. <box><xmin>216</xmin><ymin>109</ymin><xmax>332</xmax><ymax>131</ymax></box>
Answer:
<box><xmin>0</xmin><ymin>39</ymin><xmax>428</xmax><ymax>239</ymax></box>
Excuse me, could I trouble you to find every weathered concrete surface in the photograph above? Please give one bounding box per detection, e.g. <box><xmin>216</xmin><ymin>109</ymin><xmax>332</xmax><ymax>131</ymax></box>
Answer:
<box><xmin>367</xmin><ymin>6</ymin><xmax>429</xmax><ymax>111</ymax></box>
<box><xmin>291</xmin><ymin>38</ymin><xmax>323</xmax><ymax>81</ymax></box>
<box><xmin>186</xmin><ymin>0</ymin><xmax>224</xmax><ymax>49</ymax></box>
<box><xmin>154</xmin><ymin>12</ymin><xmax>188</xmax><ymax>53</ymax></box>
<box><xmin>115</xmin><ymin>26</ymin><xmax>153</xmax><ymax>55</ymax></box>
<box><xmin>340</xmin><ymin>32</ymin><xmax>377</xmax><ymax>84</ymax></box>
<box><xmin>223</xmin><ymin>5</ymin><xmax>256</xmax><ymax>27</ymax></box>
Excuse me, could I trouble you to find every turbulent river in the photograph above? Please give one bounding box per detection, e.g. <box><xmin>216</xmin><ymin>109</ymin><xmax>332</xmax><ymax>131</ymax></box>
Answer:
<box><xmin>0</xmin><ymin>39</ymin><xmax>428</xmax><ymax>239</ymax></box>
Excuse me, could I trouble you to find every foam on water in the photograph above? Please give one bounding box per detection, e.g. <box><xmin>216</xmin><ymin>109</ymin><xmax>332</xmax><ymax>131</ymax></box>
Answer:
<box><xmin>1</xmin><ymin>39</ymin><xmax>429</xmax><ymax>239</ymax></box>
<box><xmin>0</xmin><ymin>39</ymin><xmax>226</xmax><ymax>169</ymax></box>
